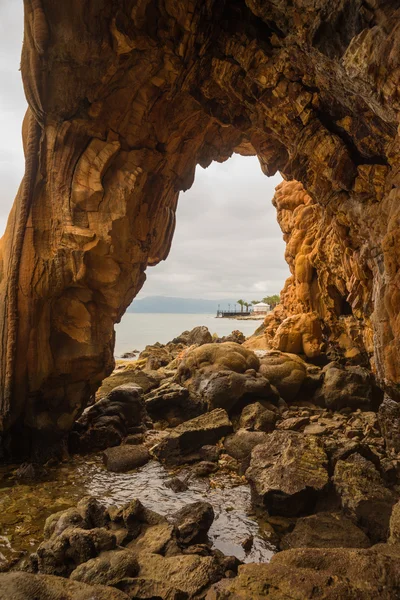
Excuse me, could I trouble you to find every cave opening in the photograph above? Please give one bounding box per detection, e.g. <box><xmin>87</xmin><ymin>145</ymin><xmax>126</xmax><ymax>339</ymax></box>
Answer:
<box><xmin>114</xmin><ymin>154</ymin><xmax>289</xmax><ymax>358</ymax></box>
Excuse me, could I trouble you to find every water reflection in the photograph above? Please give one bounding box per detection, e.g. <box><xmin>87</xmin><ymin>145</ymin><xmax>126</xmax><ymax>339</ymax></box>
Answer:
<box><xmin>0</xmin><ymin>457</ymin><xmax>275</xmax><ymax>568</ymax></box>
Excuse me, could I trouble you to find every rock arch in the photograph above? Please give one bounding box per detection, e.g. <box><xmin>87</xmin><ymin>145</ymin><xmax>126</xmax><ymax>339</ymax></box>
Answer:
<box><xmin>0</xmin><ymin>0</ymin><xmax>399</xmax><ymax>457</ymax></box>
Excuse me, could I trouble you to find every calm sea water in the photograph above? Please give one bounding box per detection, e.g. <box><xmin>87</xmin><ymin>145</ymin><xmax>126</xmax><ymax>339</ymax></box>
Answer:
<box><xmin>114</xmin><ymin>313</ymin><xmax>261</xmax><ymax>357</ymax></box>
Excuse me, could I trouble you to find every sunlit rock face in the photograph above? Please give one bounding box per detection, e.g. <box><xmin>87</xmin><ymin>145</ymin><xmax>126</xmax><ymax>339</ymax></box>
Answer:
<box><xmin>0</xmin><ymin>0</ymin><xmax>399</xmax><ymax>456</ymax></box>
<box><xmin>261</xmin><ymin>179</ymin><xmax>375</xmax><ymax>364</ymax></box>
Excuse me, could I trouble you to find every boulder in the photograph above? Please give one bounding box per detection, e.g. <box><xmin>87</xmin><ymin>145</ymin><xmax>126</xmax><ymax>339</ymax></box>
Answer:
<box><xmin>165</xmin><ymin>477</ymin><xmax>189</xmax><ymax>493</ymax></box>
<box><xmin>206</xmin><ymin>544</ymin><xmax>400</xmax><ymax>599</ymax></box>
<box><xmin>215</xmin><ymin>330</ymin><xmax>246</xmax><ymax>345</ymax></box>
<box><xmin>127</xmin><ymin>522</ymin><xmax>176</xmax><ymax>555</ymax></box>
<box><xmin>0</xmin><ymin>573</ymin><xmax>129</xmax><ymax>600</ymax></box>
<box><xmin>36</xmin><ymin>527</ymin><xmax>117</xmax><ymax>576</ymax></box>
<box><xmin>145</xmin><ymin>381</ymin><xmax>206</xmax><ymax>425</ymax></box>
<box><xmin>177</xmin><ymin>343</ymin><xmax>260</xmax><ymax>384</ymax></box>
<box><xmin>70</xmin><ymin>384</ymin><xmax>148</xmax><ymax>453</ymax></box>
<box><xmin>258</xmin><ymin>351</ymin><xmax>307</xmax><ymax>401</ymax></box>
<box><xmin>43</xmin><ymin>497</ymin><xmax>107</xmax><ymax>540</ymax></box>
<box><xmin>239</xmin><ymin>403</ymin><xmax>278</xmax><ymax>432</ymax></box>
<box><xmin>103</xmin><ymin>445</ymin><xmax>150</xmax><ymax>473</ymax></box>
<box><xmin>224</xmin><ymin>429</ymin><xmax>269</xmax><ymax>461</ymax></box>
<box><xmin>334</xmin><ymin>453</ymin><xmax>395</xmax><ymax>542</ymax></box>
<box><xmin>70</xmin><ymin>549</ymin><xmax>139</xmax><ymax>586</ymax></box>
<box><xmin>107</xmin><ymin>498</ymin><xmax>166</xmax><ymax>542</ymax></box>
<box><xmin>172</xmin><ymin>502</ymin><xmax>214</xmax><ymax>544</ymax></box>
<box><xmin>129</xmin><ymin>553</ymin><xmax>222</xmax><ymax>598</ymax></box>
<box><xmin>280</xmin><ymin>512</ymin><xmax>371</xmax><ymax>550</ymax></box>
<box><xmin>315</xmin><ymin>364</ymin><xmax>373</xmax><ymax>411</ymax></box>
<box><xmin>192</xmin><ymin>369</ymin><xmax>274</xmax><ymax>412</ymax></box>
<box><xmin>151</xmin><ymin>409</ymin><xmax>233</xmax><ymax>465</ymax></box>
<box><xmin>378</xmin><ymin>396</ymin><xmax>400</xmax><ymax>455</ymax></box>
<box><xmin>246</xmin><ymin>430</ymin><xmax>329</xmax><ymax>516</ymax></box>
<box><xmin>139</xmin><ymin>342</ymin><xmax>185</xmax><ymax>370</ymax></box>
<box><xmin>97</xmin><ymin>367</ymin><xmax>163</xmax><ymax>398</ymax></box>
<box><xmin>171</xmin><ymin>326</ymin><xmax>212</xmax><ymax>346</ymax></box>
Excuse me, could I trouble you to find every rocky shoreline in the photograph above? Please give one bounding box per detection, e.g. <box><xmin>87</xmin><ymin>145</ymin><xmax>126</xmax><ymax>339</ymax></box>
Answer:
<box><xmin>1</xmin><ymin>325</ymin><xmax>400</xmax><ymax>598</ymax></box>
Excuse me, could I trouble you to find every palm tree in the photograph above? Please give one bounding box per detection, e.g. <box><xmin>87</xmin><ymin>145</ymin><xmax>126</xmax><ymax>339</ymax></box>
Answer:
<box><xmin>252</xmin><ymin>300</ymin><xmax>261</xmax><ymax>305</ymax></box>
<box><xmin>245</xmin><ymin>302</ymin><xmax>251</xmax><ymax>311</ymax></box>
<box><xmin>237</xmin><ymin>299</ymin><xmax>245</xmax><ymax>313</ymax></box>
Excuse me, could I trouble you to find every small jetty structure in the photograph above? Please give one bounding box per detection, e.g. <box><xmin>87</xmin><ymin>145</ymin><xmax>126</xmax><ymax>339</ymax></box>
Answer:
<box><xmin>216</xmin><ymin>308</ymin><xmax>252</xmax><ymax>318</ymax></box>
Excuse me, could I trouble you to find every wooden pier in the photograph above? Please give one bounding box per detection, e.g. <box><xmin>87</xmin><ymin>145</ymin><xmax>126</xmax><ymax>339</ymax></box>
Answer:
<box><xmin>216</xmin><ymin>310</ymin><xmax>252</xmax><ymax>318</ymax></box>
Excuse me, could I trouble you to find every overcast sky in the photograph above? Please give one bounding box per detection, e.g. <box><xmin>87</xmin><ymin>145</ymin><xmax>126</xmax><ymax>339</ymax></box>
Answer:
<box><xmin>0</xmin><ymin>1</ymin><xmax>289</xmax><ymax>303</ymax></box>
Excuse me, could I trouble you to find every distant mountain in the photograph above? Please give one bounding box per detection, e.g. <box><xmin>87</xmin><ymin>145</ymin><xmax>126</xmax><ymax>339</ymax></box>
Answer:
<box><xmin>127</xmin><ymin>296</ymin><xmax>238</xmax><ymax>314</ymax></box>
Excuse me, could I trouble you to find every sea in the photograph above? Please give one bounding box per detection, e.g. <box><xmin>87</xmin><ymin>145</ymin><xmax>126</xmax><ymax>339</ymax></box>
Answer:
<box><xmin>114</xmin><ymin>313</ymin><xmax>262</xmax><ymax>357</ymax></box>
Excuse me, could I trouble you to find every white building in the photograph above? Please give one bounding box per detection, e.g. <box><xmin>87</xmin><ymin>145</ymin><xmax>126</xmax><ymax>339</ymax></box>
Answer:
<box><xmin>253</xmin><ymin>302</ymin><xmax>271</xmax><ymax>314</ymax></box>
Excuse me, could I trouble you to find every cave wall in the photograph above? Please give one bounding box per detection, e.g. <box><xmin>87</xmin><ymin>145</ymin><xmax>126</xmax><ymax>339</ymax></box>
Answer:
<box><xmin>0</xmin><ymin>0</ymin><xmax>399</xmax><ymax>456</ymax></box>
<box><xmin>258</xmin><ymin>179</ymin><xmax>375</xmax><ymax>365</ymax></box>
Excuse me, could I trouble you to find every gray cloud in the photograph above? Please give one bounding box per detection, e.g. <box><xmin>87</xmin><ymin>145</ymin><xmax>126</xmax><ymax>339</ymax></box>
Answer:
<box><xmin>0</xmin><ymin>3</ymin><xmax>290</xmax><ymax>301</ymax></box>
<box><xmin>141</xmin><ymin>155</ymin><xmax>289</xmax><ymax>301</ymax></box>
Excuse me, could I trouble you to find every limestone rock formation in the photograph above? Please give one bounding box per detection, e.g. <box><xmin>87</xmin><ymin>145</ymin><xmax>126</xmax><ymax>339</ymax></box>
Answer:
<box><xmin>1</xmin><ymin>1</ymin><xmax>400</xmax><ymax>456</ymax></box>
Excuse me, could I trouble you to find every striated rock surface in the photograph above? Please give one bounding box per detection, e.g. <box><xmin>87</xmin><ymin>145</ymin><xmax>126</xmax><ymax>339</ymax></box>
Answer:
<box><xmin>1</xmin><ymin>1</ymin><xmax>400</xmax><ymax>455</ymax></box>
<box><xmin>246</xmin><ymin>430</ymin><xmax>329</xmax><ymax>516</ymax></box>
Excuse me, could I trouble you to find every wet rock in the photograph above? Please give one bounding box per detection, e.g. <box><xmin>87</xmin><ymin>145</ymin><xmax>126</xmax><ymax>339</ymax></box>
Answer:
<box><xmin>103</xmin><ymin>445</ymin><xmax>150</xmax><ymax>473</ymax></box>
<box><xmin>171</xmin><ymin>326</ymin><xmax>212</xmax><ymax>346</ymax></box>
<box><xmin>281</xmin><ymin>512</ymin><xmax>371</xmax><ymax>549</ymax></box>
<box><xmin>36</xmin><ymin>527</ymin><xmax>116</xmax><ymax>576</ymax></box>
<box><xmin>43</xmin><ymin>497</ymin><xmax>106</xmax><ymax>539</ymax></box>
<box><xmin>334</xmin><ymin>453</ymin><xmax>395</xmax><ymax>542</ymax></box>
<box><xmin>378</xmin><ymin>396</ymin><xmax>400</xmax><ymax>455</ymax></box>
<box><xmin>151</xmin><ymin>409</ymin><xmax>233</xmax><ymax>465</ymax></box>
<box><xmin>15</xmin><ymin>462</ymin><xmax>48</xmax><ymax>483</ymax></box>
<box><xmin>145</xmin><ymin>381</ymin><xmax>206</xmax><ymax>425</ymax></box>
<box><xmin>172</xmin><ymin>501</ymin><xmax>214</xmax><ymax>544</ymax></box>
<box><xmin>258</xmin><ymin>351</ymin><xmax>307</xmax><ymax>402</ymax></box>
<box><xmin>246</xmin><ymin>430</ymin><xmax>329</xmax><ymax>516</ymax></box>
<box><xmin>0</xmin><ymin>572</ymin><xmax>129</xmax><ymax>600</ymax></box>
<box><xmin>165</xmin><ymin>477</ymin><xmax>189</xmax><ymax>493</ymax></box>
<box><xmin>191</xmin><ymin>461</ymin><xmax>219</xmax><ymax>477</ymax></box>
<box><xmin>120</xmin><ymin>350</ymin><xmax>139</xmax><ymax>358</ymax></box>
<box><xmin>70</xmin><ymin>549</ymin><xmax>139</xmax><ymax>586</ymax></box>
<box><xmin>315</xmin><ymin>364</ymin><xmax>374</xmax><ymax>411</ymax></box>
<box><xmin>206</xmin><ymin>545</ymin><xmax>400</xmax><ymax>599</ymax></box>
<box><xmin>111</xmin><ymin>498</ymin><xmax>166</xmax><ymax>540</ymax></box>
<box><xmin>224</xmin><ymin>430</ymin><xmax>268</xmax><ymax>461</ymax></box>
<box><xmin>241</xmin><ymin>534</ymin><xmax>254</xmax><ymax>553</ymax></box>
<box><xmin>239</xmin><ymin>402</ymin><xmax>278</xmax><ymax>432</ymax></box>
<box><xmin>70</xmin><ymin>384</ymin><xmax>148</xmax><ymax>453</ymax></box>
<box><xmin>199</xmin><ymin>445</ymin><xmax>221</xmax><ymax>462</ymax></box>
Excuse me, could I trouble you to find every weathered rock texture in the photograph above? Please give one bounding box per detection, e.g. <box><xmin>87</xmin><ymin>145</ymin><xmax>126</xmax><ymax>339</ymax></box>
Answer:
<box><xmin>1</xmin><ymin>0</ymin><xmax>400</xmax><ymax>455</ymax></box>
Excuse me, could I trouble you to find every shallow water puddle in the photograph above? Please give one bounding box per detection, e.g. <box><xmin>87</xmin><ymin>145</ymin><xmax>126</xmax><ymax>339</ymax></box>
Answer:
<box><xmin>0</xmin><ymin>457</ymin><xmax>274</xmax><ymax>569</ymax></box>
